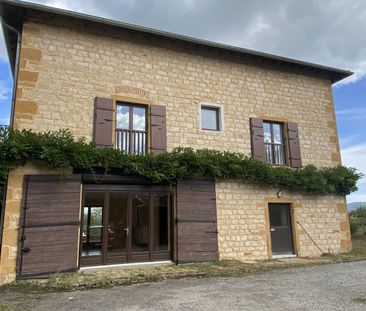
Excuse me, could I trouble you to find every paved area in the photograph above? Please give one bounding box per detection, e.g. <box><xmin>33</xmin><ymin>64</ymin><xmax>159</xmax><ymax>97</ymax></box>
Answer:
<box><xmin>2</xmin><ymin>261</ymin><xmax>366</xmax><ymax>310</ymax></box>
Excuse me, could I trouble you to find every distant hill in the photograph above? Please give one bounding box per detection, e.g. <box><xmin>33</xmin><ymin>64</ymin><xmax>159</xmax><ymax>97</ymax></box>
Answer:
<box><xmin>348</xmin><ymin>202</ymin><xmax>366</xmax><ymax>212</ymax></box>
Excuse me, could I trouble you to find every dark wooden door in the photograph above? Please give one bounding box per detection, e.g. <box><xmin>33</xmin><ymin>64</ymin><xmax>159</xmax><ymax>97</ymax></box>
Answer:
<box><xmin>268</xmin><ymin>203</ymin><xmax>294</xmax><ymax>256</ymax></box>
<box><xmin>176</xmin><ymin>178</ymin><xmax>218</xmax><ymax>263</ymax></box>
<box><xmin>18</xmin><ymin>175</ymin><xmax>82</xmax><ymax>278</ymax></box>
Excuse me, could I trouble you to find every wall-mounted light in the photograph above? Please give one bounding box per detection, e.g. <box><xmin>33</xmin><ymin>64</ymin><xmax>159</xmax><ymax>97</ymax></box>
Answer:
<box><xmin>277</xmin><ymin>190</ymin><xmax>283</xmax><ymax>198</ymax></box>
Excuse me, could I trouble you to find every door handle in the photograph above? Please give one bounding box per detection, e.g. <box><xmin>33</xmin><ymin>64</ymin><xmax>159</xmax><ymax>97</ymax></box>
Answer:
<box><xmin>123</xmin><ymin>227</ymin><xmax>129</xmax><ymax>235</ymax></box>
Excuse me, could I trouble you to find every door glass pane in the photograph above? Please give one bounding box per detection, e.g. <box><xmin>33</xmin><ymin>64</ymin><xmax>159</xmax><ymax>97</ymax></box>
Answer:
<box><xmin>153</xmin><ymin>194</ymin><xmax>169</xmax><ymax>251</ymax></box>
<box><xmin>108</xmin><ymin>193</ymin><xmax>128</xmax><ymax>254</ymax></box>
<box><xmin>133</xmin><ymin>107</ymin><xmax>146</xmax><ymax>131</ymax></box>
<box><xmin>116</xmin><ymin>105</ymin><xmax>129</xmax><ymax>129</ymax></box>
<box><xmin>82</xmin><ymin>192</ymin><xmax>104</xmax><ymax>257</ymax></box>
<box><xmin>273</xmin><ymin>124</ymin><xmax>282</xmax><ymax>144</ymax></box>
<box><xmin>269</xmin><ymin>204</ymin><xmax>290</xmax><ymax>227</ymax></box>
<box><xmin>263</xmin><ymin>122</ymin><xmax>271</xmax><ymax>143</ymax></box>
<box><xmin>132</xmin><ymin>193</ymin><xmax>150</xmax><ymax>252</ymax></box>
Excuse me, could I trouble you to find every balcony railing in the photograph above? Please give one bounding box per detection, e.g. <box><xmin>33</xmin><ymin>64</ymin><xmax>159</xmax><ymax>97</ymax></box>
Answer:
<box><xmin>265</xmin><ymin>143</ymin><xmax>285</xmax><ymax>165</ymax></box>
<box><xmin>115</xmin><ymin>129</ymin><xmax>147</xmax><ymax>155</ymax></box>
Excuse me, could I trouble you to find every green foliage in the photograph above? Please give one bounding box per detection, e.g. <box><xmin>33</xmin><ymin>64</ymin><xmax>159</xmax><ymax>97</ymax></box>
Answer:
<box><xmin>349</xmin><ymin>219</ymin><xmax>360</xmax><ymax>236</ymax></box>
<box><xmin>350</xmin><ymin>206</ymin><xmax>366</xmax><ymax>219</ymax></box>
<box><xmin>0</xmin><ymin>129</ymin><xmax>362</xmax><ymax>207</ymax></box>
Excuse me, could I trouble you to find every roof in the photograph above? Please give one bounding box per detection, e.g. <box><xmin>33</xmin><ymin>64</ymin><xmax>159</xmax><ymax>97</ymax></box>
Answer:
<box><xmin>0</xmin><ymin>0</ymin><xmax>353</xmax><ymax>83</ymax></box>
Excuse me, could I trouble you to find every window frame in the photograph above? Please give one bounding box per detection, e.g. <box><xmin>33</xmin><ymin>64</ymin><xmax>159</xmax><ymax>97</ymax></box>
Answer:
<box><xmin>115</xmin><ymin>102</ymin><xmax>148</xmax><ymax>154</ymax></box>
<box><xmin>115</xmin><ymin>102</ymin><xmax>148</xmax><ymax>132</ymax></box>
<box><xmin>263</xmin><ymin>120</ymin><xmax>287</xmax><ymax>166</ymax></box>
<box><xmin>200</xmin><ymin>105</ymin><xmax>222</xmax><ymax>131</ymax></box>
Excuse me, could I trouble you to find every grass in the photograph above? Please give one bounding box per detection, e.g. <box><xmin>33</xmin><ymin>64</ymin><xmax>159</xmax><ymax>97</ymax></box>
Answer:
<box><xmin>0</xmin><ymin>302</ymin><xmax>10</xmax><ymax>311</ymax></box>
<box><xmin>2</xmin><ymin>235</ymin><xmax>366</xmax><ymax>293</ymax></box>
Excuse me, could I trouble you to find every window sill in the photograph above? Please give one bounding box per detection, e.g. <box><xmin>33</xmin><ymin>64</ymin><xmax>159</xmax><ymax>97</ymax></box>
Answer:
<box><xmin>201</xmin><ymin>128</ymin><xmax>223</xmax><ymax>133</ymax></box>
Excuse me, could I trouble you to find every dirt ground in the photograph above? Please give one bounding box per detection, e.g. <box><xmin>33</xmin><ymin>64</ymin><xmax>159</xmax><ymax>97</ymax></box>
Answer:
<box><xmin>0</xmin><ymin>260</ymin><xmax>365</xmax><ymax>311</ymax></box>
<box><xmin>0</xmin><ymin>236</ymin><xmax>365</xmax><ymax>310</ymax></box>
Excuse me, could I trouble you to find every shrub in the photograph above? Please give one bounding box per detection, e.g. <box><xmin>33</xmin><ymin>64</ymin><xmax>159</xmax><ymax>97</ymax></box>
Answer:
<box><xmin>0</xmin><ymin>128</ymin><xmax>362</xmax><ymax>208</ymax></box>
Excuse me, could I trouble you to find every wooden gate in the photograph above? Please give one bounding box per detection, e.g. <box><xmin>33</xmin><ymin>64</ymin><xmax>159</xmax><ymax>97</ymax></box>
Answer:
<box><xmin>176</xmin><ymin>178</ymin><xmax>218</xmax><ymax>263</ymax></box>
<box><xmin>17</xmin><ymin>175</ymin><xmax>82</xmax><ymax>278</ymax></box>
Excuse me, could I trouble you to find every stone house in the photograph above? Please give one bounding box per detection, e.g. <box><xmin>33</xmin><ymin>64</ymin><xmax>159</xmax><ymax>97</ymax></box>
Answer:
<box><xmin>0</xmin><ymin>0</ymin><xmax>352</xmax><ymax>283</ymax></box>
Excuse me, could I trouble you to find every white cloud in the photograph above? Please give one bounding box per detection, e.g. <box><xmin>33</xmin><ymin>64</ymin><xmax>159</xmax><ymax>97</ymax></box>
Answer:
<box><xmin>341</xmin><ymin>143</ymin><xmax>366</xmax><ymax>184</ymax></box>
<box><xmin>0</xmin><ymin>24</ymin><xmax>9</xmax><ymax>62</ymax></box>
<box><xmin>0</xmin><ymin>78</ymin><xmax>11</xmax><ymax>100</ymax></box>
<box><xmin>336</xmin><ymin>108</ymin><xmax>366</xmax><ymax>121</ymax></box>
<box><xmin>347</xmin><ymin>193</ymin><xmax>366</xmax><ymax>203</ymax></box>
<box><xmin>20</xmin><ymin>0</ymin><xmax>365</xmax><ymax>86</ymax></box>
<box><xmin>342</xmin><ymin>143</ymin><xmax>366</xmax><ymax>203</ymax></box>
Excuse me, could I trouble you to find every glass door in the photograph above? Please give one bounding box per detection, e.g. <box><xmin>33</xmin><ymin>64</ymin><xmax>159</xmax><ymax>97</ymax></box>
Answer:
<box><xmin>80</xmin><ymin>189</ymin><xmax>171</xmax><ymax>267</ymax></box>
<box><xmin>81</xmin><ymin>192</ymin><xmax>105</xmax><ymax>266</ymax></box>
<box><xmin>105</xmin><ymin>192</ymin><xmax>129</xmax><ymax>264</ymax></box>
<box><xmin>130</xmin><ymin>193</ymin><xmax>151</xmax><ymax>262</ymax></box>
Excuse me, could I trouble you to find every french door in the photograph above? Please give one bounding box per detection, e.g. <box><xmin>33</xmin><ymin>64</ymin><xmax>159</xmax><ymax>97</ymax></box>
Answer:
<box><xmin>80</xmin><ymin>187</ymin><xmax>171</xmax><ymax>267</ymax></box>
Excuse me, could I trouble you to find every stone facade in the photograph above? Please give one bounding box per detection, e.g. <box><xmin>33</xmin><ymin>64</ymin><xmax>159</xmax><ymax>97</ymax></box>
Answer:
<box><xmin>215</xmin><ymin>179</ymin><xmax>351</xmax><ymax>261</ymax></box>
<box><xmin>14</xmin><ymin>16</ymin><xmax>341</xmax><ymax>167</ymax></box>
<box><xmin>0</xmin><ymin>14</ymin><xmax>351</xmax><ymax>283</ymax></box>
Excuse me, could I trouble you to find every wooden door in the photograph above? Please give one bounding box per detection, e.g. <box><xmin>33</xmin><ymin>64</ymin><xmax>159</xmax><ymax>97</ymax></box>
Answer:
<box><xmin>268</xmin><ymin>203</ymin><xmax>294</xmax><ymax>256</ymax></box>
<box><xmin>18</xmin><ymin>175</ymin><xmax>82</xmax><ymax>278</ymax></box>
<box><xmin>176</xmin><ymin>178</ymin><xmax>218</xmax><ymax>263</ymax></box>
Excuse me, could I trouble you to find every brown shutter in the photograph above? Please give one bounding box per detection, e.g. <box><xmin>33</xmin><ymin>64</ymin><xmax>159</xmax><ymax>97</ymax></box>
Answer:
<box><xmin>17</xmin><ymin>175</ymin><xmax>82</xmax><ymax>278</ymax></box>
<box><xmin>150</xmin><ymin>105</ymin><xmax>167</xmax><ymax>155</ymax></box>
<box><xmin>93</xmin><ymin>97</ymin><xmax>114</xmax><ymax>148</ymax></box>
<box><xmin>176</xmin><ymin>178</ymin><xmax>218</xmax><ymax>263</ymax></box>
<box><xmin>250</xmin><ymin>118</ymin><xmax>265</xmax><ymax>161</ymax></box>
<box><xmin>287</xmin><ymin>122</ymin><xmax>302</xmax><ymax>168</ymax></box>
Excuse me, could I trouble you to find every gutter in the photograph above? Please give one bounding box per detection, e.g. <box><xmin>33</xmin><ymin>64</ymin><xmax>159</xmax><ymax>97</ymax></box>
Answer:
<box><xmin>0</xmin><ymin>16</ymin><xmax>21</xmax><ymax>129</ymax></box>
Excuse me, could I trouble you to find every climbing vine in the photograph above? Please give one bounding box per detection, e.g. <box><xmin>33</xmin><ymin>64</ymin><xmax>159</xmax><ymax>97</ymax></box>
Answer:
<box><xmin>0</xmin><ymin>128</ymin><xmax>361</xmax><ymax>207</ymax></box>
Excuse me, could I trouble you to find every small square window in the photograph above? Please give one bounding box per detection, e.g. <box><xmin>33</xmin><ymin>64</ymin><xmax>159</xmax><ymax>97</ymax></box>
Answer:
<box><xmin>201</xmin><ymin>106</ymin><xmax>220</xmax><ymax>131</ymax></box>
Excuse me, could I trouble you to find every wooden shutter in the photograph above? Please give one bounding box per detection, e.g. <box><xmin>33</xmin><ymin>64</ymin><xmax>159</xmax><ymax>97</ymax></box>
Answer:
<box><xmin>287</xmin><ymin>122</ymin><xmax>302</xmax><ymax>168</ymax></box>
<box><xmin>17</xmin><ymin>175</ymin><xmax>82</xmax><ymax>278</ymax></box>
<box><xmin>150</xmin><ymin>105</ymin><xmax>167</xmax><ymax>155</ymax></box>
<box><xmin>93</xmin><ymin>97</ymin><xmax>114</xmax><ymax>148</ymax></box>
<box><xmin>176</xmin><ymin>178</ymin><xmax>218</xmax><ymax>263</ymax></box>
<box><xmin>250</xmin><ymin>118</ymin><xmax>265</xmax><ymax>161</ymax></box>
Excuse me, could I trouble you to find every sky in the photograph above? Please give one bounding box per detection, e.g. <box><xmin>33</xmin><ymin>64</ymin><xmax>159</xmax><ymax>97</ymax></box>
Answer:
<box><xmin>0</xmin><ymin>0</ymin><xmax>365</xmax><ymax>202</ymax></box>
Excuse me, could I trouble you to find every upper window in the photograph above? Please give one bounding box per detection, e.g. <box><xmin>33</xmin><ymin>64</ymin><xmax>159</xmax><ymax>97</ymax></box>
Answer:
<box><xmin>115</xmin><ymin>103</ymin><xmax>147</xmax><ymax>154</ymax></box>
<box><xmin>201</xmin><ymin>106</ymin><xmax>220</xmax><ymax>131</ymax></box>
<box><xmin>263</xmin><ymin>121</ymin><xmax>285</xmax><ymax>165</ymax></box>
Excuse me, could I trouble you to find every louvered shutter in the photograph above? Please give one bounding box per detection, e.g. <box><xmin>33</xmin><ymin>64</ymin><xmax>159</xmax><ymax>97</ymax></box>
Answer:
<box><xmin>93</xmin><ymin>97</ymin><xmax>114</xmax><ymax>148</ymax></box>
<box><xmin>17</xmin><ymin>175</ymin><xmax>82</xmax><ymax>278</ymax></box>
<box><xmin>287</xmin><ymin>122</ymin><xmax>302</xmax><ymax>168</ymax></box>
<box><xmin>250</xmin><ymin>118</ymin><xmax>265</xmax><ymax>161</ymax></box>
<box><xmin>150</xmin><ymin>105</ymin><xmax>167</xmax><ymax>155</ymax></box>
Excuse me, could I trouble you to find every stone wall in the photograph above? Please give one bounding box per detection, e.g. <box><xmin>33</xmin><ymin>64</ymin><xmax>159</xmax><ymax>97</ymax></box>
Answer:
<box><xmin>14</xmin><ymin>16</ymin><xmax>341</xmax><ymax>167</ymax></box>
<box><xmin>215</xmin><ymin>179</ymin><xmax>351</xmax><ymax>261</ymax></box>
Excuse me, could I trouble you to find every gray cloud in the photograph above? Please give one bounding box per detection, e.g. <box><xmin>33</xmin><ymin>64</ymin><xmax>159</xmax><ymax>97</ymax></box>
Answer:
<box><xmin>0</xmin><ymin>23</ymin><xmax>9</xmax><ymax>61</ymax></box>
<box><xmin>1</xmin><ymin>0</ymin><xmax>366</xmax><ymax>84</ymax></box>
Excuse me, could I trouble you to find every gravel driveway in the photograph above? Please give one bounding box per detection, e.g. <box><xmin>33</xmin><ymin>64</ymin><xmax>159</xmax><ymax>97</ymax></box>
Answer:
<box><xmin>2</xmin><ymin>261</ymin><xmax>366</xmax><ymax>311</ymax></box>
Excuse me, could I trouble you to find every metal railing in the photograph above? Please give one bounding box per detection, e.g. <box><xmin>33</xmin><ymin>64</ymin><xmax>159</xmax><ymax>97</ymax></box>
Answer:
<box><xmin>115</xmin><ymin>129</ymin><xmax>147</xmax><ymax>155</ymax></box>
<box><xmin>265</xmin><ymin>143</ymin><xmax>285</xmax><ymax>165</ymax></box>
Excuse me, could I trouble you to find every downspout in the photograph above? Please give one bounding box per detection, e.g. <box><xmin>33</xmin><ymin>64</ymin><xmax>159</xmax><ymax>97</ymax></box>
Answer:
<box><xmin>0</xmin><ymin>17</ymin><xmax>22</xmax><ymax>129</ymax></box>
